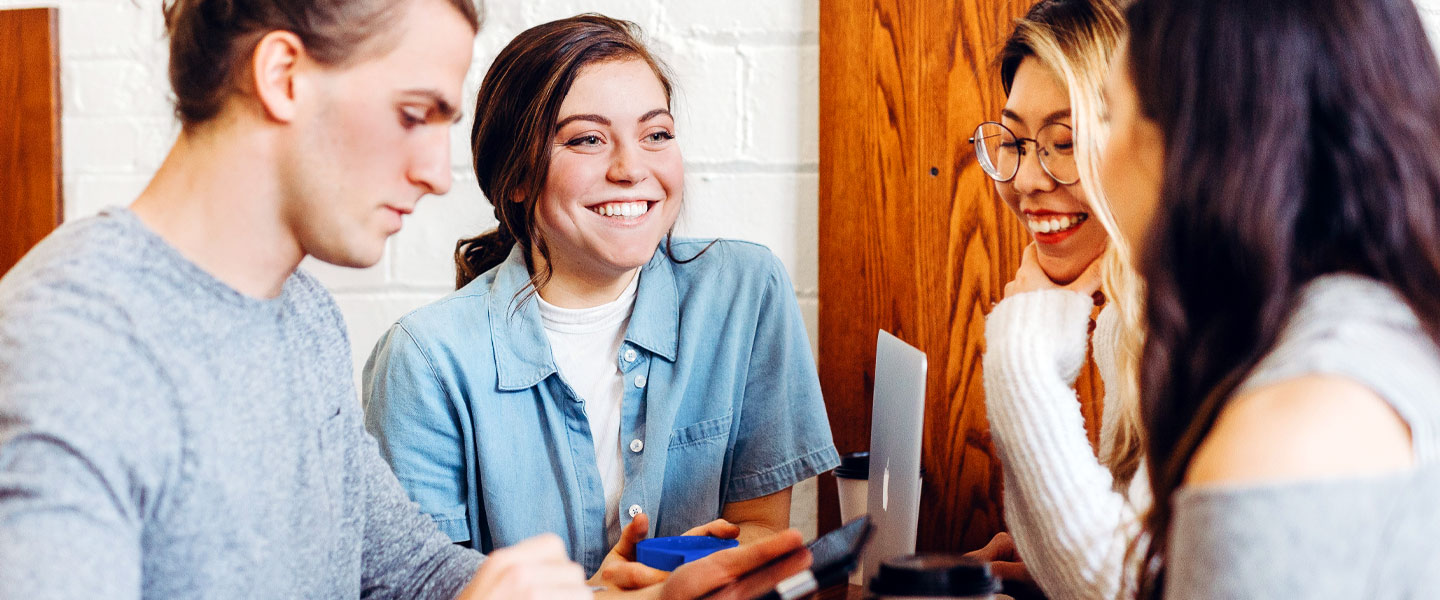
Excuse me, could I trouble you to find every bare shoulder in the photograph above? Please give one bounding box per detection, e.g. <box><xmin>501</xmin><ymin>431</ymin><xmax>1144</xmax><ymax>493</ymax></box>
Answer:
<box><xmin>1184</xmin><ymin>375</ymin><xmax>1414</xmax><ymax>487</ymax></box>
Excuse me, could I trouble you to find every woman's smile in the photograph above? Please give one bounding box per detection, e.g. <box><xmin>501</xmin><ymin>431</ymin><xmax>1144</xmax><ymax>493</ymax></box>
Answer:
<box><xmin>586</xmin><ymin>199</ymin><xmax>658</xmax><ymax>222</ymax></box>
<box><xmin>1025</xmin><ymin>209</ymin><xmax>1089</xmax><ymax>243</ymax></box>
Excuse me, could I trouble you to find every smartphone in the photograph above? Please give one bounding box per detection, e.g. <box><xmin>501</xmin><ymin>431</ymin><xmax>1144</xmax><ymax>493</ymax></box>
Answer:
<box><xmin>755</xmin><ymin>515</ymin><xmax>873</xmax><ymax>600</ymax></box>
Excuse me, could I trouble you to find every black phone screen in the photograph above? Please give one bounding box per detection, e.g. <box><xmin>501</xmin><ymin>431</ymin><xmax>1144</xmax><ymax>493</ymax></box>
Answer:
<box><xmin>751</xmin><ymin>515</ymin><xmax>874</xmax><ymax>600</ymax></box>
<box><xmin>807</xmin><ymin>515</ymin><xmax>873</xmax><ymax>580</ymax></box>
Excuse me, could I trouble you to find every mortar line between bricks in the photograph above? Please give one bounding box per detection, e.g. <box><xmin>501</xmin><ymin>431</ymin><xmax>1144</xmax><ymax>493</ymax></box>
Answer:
<box><xmin>684</xmin><ymin>33</ymin><xmax>819</xmax><ymax>47</ymax></box>
<box><xmin>684</xmin><ymin>161</ymin><xmax>819</xmax><ymax>174</ymax></box>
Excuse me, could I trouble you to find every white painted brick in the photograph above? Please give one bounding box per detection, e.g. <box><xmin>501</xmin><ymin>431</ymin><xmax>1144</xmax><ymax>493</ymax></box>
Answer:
<box><xmin>742</xmin><ymin>45</ymin><xmax>818</xmax><ymax>165</ymax></box>
<box><xmin>449</xmin><ymin>120</ymin><xmax>476</xmax><ymax>176</ymax></box>
<box><xmin>1419</xmin><ymin>1</ymin><xmax>1440</xmax><ymax>58</ymax></box>
<box><xmin>525</xmin><ymin>0</ymin><xmax>662</xmax><ymax>32</ymax></box>
<box><xmin>64</xmin><ymin>58</ymin><xmax>171</xmax><ymax>118</ymax></box>
<box><xmin>56</xmin><ymin>0</ymin><xmax>164</xmax><ymax>60</ymax></box>
<box><xmin>666</xmin><ymin>41</ymin><xmax>744</xmax><ymax>164</ymax></box>
<box><xmin>133</xmin><ymin>116</ymin><xmax>180</xmax><ymax>173</ymax></box>
<box><xmin>331</xmin><ymin>292</ymin><xmax>452</xmax><ymax>394</ymax></box>
<box><xmin>68</xmin><ymin>173</ymin><xmax>151</xmax><ymax>220</ymax></box>
<box><xmin>676</xmin><ymin>172</ymin><xmax>818</xmax><ymax>293</ymax></box>
<box><xmin>473</xmin><ymin>25</ymin><xmax>525</xmax><ymax>68</ymax></box>
<box><xmin>302</xmin><ymin>249</ymin><xmax>391</xmax><ymax>292</ymax></box>
<box><xmin>664</xmin><ymin>0</ymin><xmax>817</xmax><ymax>37</ymax></box>
<box><xmin>466</xmin><ymin>12</ymin><xmax>744</xmax><ymax>165</ymax></box>
<box><xmin>62</xmin><ymin>116</ymin><xmax>145</xmax><ymax>173</ymax></box>
<box><xmin>389</xmin><ymin>176</ymin><xmax>494</xmax><ymax>288</ymax></box>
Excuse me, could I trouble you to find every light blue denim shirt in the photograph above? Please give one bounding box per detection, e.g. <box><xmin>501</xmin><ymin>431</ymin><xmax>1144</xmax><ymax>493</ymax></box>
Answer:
<box><xmin>362</xmin><ymin>239</ymin><xmax>839</xmax><ymax>575</ymax></box>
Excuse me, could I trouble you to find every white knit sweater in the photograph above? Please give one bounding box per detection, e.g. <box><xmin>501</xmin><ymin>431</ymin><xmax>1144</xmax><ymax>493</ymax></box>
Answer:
<box><xmin>982</xmin><ymin>290</ymin><xmax>1150</xmax><ymax>600</ymax></box>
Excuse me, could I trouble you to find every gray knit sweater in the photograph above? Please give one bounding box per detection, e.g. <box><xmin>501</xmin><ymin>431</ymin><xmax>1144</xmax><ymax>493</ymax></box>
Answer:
<box><xmin>1167</xmin><ymin>274</ymin><xmax>1440</xmax><ymax>598</ymax></box>
<box><xmin>0</xmin><ymin>208</ymin><xmax>483</xmax><ymax>598</ymax></box>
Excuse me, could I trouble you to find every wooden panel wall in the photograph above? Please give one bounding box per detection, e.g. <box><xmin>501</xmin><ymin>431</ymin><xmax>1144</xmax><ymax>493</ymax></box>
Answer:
<box><xmin>817</xmin><ymin>0</ymin><xmax>1104</xmax><ymax>553</ymax></box>
<box><xmin>1</xmin><ymin>8</ymin><xmax>62</xmax><ymax>277</ymax></box>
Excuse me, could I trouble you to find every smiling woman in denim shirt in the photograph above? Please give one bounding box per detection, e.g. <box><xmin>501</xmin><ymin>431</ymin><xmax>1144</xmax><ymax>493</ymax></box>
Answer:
<box><xmin>360</xmin><ymin>14</ymin><xmax>839</xmax><ymax>582</ymax></box>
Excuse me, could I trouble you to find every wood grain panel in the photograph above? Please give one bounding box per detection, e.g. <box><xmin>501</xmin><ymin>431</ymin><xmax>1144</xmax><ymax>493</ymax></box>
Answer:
<box><xmin>816</xmin><ymin>0</ymin><xmax>916</xmax><ymax>539</ymax></box>
<box><xmin>0</xmin><ymin>8</ymin><xmax>62</xmax><ymax>277</ymax></box>
<box><xmin>910</xmin><ymin>0</ymin><xmax>1026</xmax><ymax>553</ymax></box>
<box><xmin>819</xmin><ymin>0</ymin><xmax>1105</xmax><ymax>554</ymax></box>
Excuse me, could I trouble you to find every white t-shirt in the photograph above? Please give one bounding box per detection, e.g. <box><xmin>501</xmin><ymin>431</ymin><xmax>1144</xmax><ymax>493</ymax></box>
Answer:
<box><xmin>537</xmin><ymin>274</ymin><xmax>639</xmax><ymax>547</ymax></box>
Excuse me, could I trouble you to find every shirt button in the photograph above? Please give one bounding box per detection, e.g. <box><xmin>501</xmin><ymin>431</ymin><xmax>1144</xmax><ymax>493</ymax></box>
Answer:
<box><xmin>624</xmin><ymin>349</ymin><xmax>638</xmax><ymax>362</ymax></box>
<box><xmin>634</xmin><ymin>375</ymin><xmax>647</xmax><ymax>388</ymax></box>
<box><xmin>628</xmin><ymin>504</ymin><xmax>643</xmax><ymax>518</ymax></box>
<box><xmin>629</xmin><ymin>439</ymin><xmax>644</xmax><ymax>453</ymax></box>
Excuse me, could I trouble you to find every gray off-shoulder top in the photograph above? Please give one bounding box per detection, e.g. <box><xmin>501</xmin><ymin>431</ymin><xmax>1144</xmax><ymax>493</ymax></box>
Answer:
<box><xmin>1165</xmin><ymin>274</ymin><xmax>1440</xmax><ymax>599</ymax></box>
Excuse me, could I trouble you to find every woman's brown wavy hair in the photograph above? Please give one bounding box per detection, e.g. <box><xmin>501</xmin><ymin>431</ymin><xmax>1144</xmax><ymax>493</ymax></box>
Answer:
<box><xmin>454</xmin><ymin>14</ymin><xmax>677</xmax><ymax>293</ymax></box>
<box><xmin>1124</xmin><ymin>0</ymin><xmax>1440</xmax><ymax>594</ymax></box>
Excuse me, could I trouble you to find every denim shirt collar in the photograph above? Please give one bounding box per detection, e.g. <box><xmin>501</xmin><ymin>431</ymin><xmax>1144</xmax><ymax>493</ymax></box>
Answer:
<box><xmin>486</xmin><ymin>244</ymin><xmax>679</xmax><ymax>391</ymax></box>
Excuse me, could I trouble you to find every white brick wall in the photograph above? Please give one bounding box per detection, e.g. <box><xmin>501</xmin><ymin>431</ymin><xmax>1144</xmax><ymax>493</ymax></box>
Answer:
<box><xmin>0</xmin><ymin>0</ymin><xmax>821</xmax><ymax>537</ymax></box>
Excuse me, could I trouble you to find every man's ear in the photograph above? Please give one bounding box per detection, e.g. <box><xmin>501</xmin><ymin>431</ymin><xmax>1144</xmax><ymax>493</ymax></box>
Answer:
<box><xmin>251</xmin><ymin>30</ymin><xmax>306</xmax><ymax>123</ymax></box>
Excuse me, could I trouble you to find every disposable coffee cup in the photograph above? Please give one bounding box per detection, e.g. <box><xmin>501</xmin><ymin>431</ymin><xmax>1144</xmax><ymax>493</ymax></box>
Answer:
<box><xmin>867</xmin><ymin>554</ymin><xmax>1002</xmax><ymax>600</ymax></box>
<box><xmin>834</xmin><ymin>452</ymin><xmax>870</xmax><ymax>585</ymax></box>
<box><xmin>835</xmin><ymin>451</ymin><xmax>870</xmax><ymax>523</ymax></box>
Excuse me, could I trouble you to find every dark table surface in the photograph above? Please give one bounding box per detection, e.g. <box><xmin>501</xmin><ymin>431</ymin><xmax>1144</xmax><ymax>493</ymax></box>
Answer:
<box><xmin>815</xmin><ymin>579</ymin><xmax>1048</xmax><ymax>599</ymax></box>
<box><xmin>814</xmin><ymin>583</ymin><xmax>864</xmax><ymax>600</ymax></box>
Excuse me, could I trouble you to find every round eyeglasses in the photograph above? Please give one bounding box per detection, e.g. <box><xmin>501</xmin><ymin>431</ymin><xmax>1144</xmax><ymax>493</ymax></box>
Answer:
<box><xmin>968</xmin><ymin>121</ymin><xmax>1079</xmax><ymax>185</ymax></box>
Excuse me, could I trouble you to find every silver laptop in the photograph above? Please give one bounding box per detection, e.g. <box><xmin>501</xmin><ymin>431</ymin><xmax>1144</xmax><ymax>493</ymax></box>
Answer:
<box><xmin>862</xmin><ymin>330</ymin><xmax>927</xmax><ymax>584</ymax></box>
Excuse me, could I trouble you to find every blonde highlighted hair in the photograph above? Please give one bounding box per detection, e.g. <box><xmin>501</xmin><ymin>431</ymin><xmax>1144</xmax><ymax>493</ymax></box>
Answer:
<box><xmin>999</xmin><ymin>0</ymin><xmax>1146</xmax><ymax>487</ymax></box>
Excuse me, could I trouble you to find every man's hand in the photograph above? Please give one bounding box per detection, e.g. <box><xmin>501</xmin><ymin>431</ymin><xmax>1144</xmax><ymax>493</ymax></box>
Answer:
<box><xmin>963</xmin><ymin>531</ymin><xmax>1032</xmax><ymax>583</ymax></box>
<box><xmin>592</xmin><ymin>513</ymin><xmax>743</xmax><ymax>590</ymax></box>
<box><xmin>456</xmin><ymin>534</ymin><xmax>590</xmax><ymax>600</ymax></box>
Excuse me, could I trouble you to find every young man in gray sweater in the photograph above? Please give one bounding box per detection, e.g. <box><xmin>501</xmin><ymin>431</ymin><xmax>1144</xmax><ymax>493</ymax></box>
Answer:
<box><xmin>0</xmin><ymin>0</ymin><xmax>809</xmax><ymax>598</ymax></box>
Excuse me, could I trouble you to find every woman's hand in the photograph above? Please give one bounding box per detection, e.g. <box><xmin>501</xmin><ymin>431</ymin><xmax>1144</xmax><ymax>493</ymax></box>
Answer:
<box><xmin>592</xmin><ymin>514</ymin><xmax>743</xmax><ymax>590</ymax></box>
<box><xmin>456</xmin><ymin>533</ymin><xmax>591</xmax><ymax>600</ymax></box>
<box><xmin>962</xmin><ymin>531</ymin><xmax>1032</xmax><ymax>584</ymax></box>
<box><xmin>1004</xmin><ymin>244</ymin><xmax>1104</xmax><ymax>302</ymax></box>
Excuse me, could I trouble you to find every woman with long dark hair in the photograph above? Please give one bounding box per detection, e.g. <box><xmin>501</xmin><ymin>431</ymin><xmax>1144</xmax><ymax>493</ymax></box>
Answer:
<box><xmin>360</xmin><ymin>14</ymin><xmax>838</xmax><ymax>585</ymax></box>
<box><xmin>1102</xmin><ymin>0</ymin><xmax>1440</xmax><ymax>595</ymax></box>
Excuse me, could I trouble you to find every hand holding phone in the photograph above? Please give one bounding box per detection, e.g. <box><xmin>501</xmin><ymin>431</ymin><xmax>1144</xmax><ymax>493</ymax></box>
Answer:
<box><xmin>654</xmin><ymin>529</ymin><xmax>812</xmax><ymax>600</ymax></box>
<box><xmin>758</xmin><ymin>515</ymin><xmax>874</xmax><ymax>600</ymax></box>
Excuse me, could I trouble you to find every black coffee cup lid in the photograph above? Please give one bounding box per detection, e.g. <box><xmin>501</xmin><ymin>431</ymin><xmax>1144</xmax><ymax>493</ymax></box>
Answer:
<box><xmin>835</xmin><ymin>451</ymin><xmax>869</xmax><ymax>479</ymax></box>
<box><xmin>869</xmin><ymin>554</ymin><xmax>999</xmax><ymax>597</ymax></box>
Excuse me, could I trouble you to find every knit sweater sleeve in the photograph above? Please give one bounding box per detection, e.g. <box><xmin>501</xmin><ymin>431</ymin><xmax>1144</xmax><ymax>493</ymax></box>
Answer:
<box><xmin>982</xmin><ymin>290</ymin><xmax>1140</xmax><ymax>600</ymax></box>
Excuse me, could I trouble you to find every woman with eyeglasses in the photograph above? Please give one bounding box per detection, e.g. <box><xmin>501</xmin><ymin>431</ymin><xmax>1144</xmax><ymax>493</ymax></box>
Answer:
<box><xmin>1105</xmin><ymin>0</ymin><xmax>1440</xmax><ymax>596</ymax></box>
<box><xmin>966</xmin><ymin>1</ymin><xmax>1151</xmax><ymax>599</ymax></box>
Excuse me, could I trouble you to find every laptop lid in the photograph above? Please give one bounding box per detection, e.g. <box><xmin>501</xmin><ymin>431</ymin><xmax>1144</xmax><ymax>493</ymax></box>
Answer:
<box><xmin>862</xmin><ymin>330</ymin><xmax>927</xmax><ymax>584</ymax></box>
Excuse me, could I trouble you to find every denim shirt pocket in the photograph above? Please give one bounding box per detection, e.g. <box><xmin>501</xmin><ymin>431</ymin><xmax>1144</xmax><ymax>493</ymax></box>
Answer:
<box><xmin>668</xmin><ymin>413</ymin><xmax>733</xmax><ymax>449</ymax></box>
<box><xmin>662</xmin><ymin>413</ymin><xmax>733</xmax><ymax>531</ymax></box>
